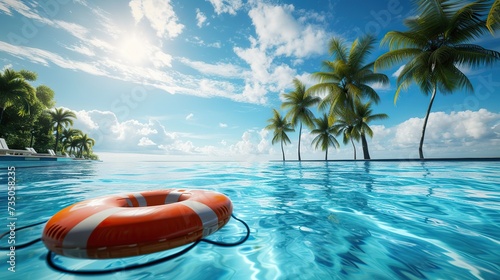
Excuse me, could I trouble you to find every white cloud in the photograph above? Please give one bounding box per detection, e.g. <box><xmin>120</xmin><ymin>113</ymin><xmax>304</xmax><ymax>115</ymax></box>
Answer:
<box><xmin>198</xmin><ymin>79</ymin><xmax>237</xmax><ymax>98</ymax></box>
<box><xmin>232</xmin><ymin>44</ymin><xmax>296</xmax><ymax>104</ymax></box>
<box><xmin>369</xmin><ymin>109</ymin><xmax>500</xmax><ymax>158</ymax></box>
<box><xmin>0</xmin><ymin>0</ymin><xmax>322</xmax><ymax>106</ymax></box>
<box><xmin>186</xmin><ymin>113</ymin><xmax>194</xmax><ymax>120</ymax></box>
<box><xmin>151</xmin><ymin>50</ymin><xmax>173</xmax><ymax>68</ymax></box>
<box><xmin>2</xmin><ymin>64</ymin><xmax>13</xmax><ymax>71</ymax></box>
<box><xmin>138</xmin><ymin>137</ymin><xmax>156</xmax><ymax>146</ymax></box>
<box><xmin>248</xmin><ymin>3</ymin><xmax>328</xmax><ymax>58</ymax></box>
<box><xmin>67</xmin><ymin>107</ymin><xmax>500</xmax><ymax>161</ymax></box>
<box><xmin>65</xmin><ymin>44</ymin><xmax>95</xmax><ymax>56</ymax></box>
<box><xmin>219</xmin><ymin>123</ymin><xmax>228</xmax><ymax>128</ymax></box>
<box><xmin>71</xmin><ymin>109</ymin><xmax>176</xmax><ymax>153</ymax></box>
<box><xmin>73</xmin><ymin>110</ymin><xmax>100</xmax><ymax>130</ymax></box>
<box><xmin>179</xmin><ymin>57</ymin><xmax>246</xmax><ymax>78</ymax></box>
<box><xmin>0</xmin><ymin>0</ymin><xmax>46</xmax><ymax>22</ymax></box>
<box><xmin>196</xmin><ymin>8</ymin><xmax>207</xmax><ymax>28</ymax></box>
<box><xmin>0</xmin><ymin>1</ymin><xmax>92</xmax><ymax>42</ymax></box>
<box><xmin>209</xmin><ymin>0</ymin><xmax>243</xmax><ymax>15</ymax></box>
<box><xmin>129</xmin><ymin>0</ymin><xmax>184</xmax><ymax>39</ymax></box>
<box><xmin>234</xmin><ymin>44</ymin><xmax>272</xmax><ymax>82</ymax></box>
<box><xmin>54</xmin><ymin>20</ymin><xmax>90</xmax><ymax>40</ymax></box>
<box><xmin>370</xmin><ymin>81</ymin><xmax>390</xmax><ymax>91</ymax></box>
<box><xmin>228</xmin><ymin>2</ymin><xmax>331</xmax><ymax>105</ymax></box>
<box><xmin>268</xmin><ymin>64</ymin><xmax>296</xmax><ymax>91</ymax></box>
<box><xmin>392</xmin><ymin>65</ymin><xmax>405</xmax><ymax>78</ymax></box>
<box><xmin>264</xmin><ymin>109</ymin><xmax>500</xmax><ymax>160</ymax></box>
<box><xmin>72</xmin><ymin>107</ymin><xmax>289</xmax><ymax>160</ymax></box>
<box><xmin>208</xmin><ymin>42</ymin><xmax>221</xmax><ymax>48</ymax></box>
<box><xmin>229</xmin><ymin>129</ymin><xmax>270</xmax><ymax>156</ymax></box>
<box><xmin>235</xmin><ymin>81</ymin><xmax>268</xmax><ymax>104</ymax></box>
<box><xmin>0</xmin><ymin>41</ymin><xmax>108</xmax><ymax>75</ymax></box>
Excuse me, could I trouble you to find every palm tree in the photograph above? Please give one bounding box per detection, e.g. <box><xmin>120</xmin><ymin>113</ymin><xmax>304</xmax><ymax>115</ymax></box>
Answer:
<box><xmin>354</xmin><ymin>101</ymin><xmax>388</xmax><ymax>160</ymax></box>
<box><xmin>282</xmin><ymin>78</ymin><xmax>320</xmax><ymax>161</ymax></box>
<box><xmin>310</xmin><ymin>35</ymin><xmax>389</xmax><ymax>117</ymax></box>
<box><xmin>0</xmin><ymin>69</ymin><xmax>36</xmax><ymax>127</ymax></box>
<box><xmin>49</xmin><ymin>108</ymin><xmax>76</xmax><ymax>153</ymax></box>
<box><xmin>375</xmin><ymin>0</ymin><xmax>500</xmax><ymax>159</ymax></box>
<box><xmin>487</xmin><ymin>0</ymin><xmax>500</xmax><ymax>34</ymax></box>
<box><xmin>265</xmin><ymin>109</ymin><xmax>294</xmax><ymax>161</ymax></box>
<box><xmin>311</xmin><ymin>114</ymin><xmax>340</xmax><ymax>160</ymax></box>
<box><xmin>61</xmin><ymin>128</ymin><xmax>82</xmax><ymax>155</ymax></box>
<box><xmin>76</xmin><ymin>133</ymin><xmax>95</xmax><ymax>158</ymax></box>
<box><xmin>333</xmin><ymin>108</ymin><xmax>360</xmax><ymax>160</ymax></box>
<box><xmin>68</xmin><ymin>137</ymin><xmax>81</xmax><ymax>157</ymax></box>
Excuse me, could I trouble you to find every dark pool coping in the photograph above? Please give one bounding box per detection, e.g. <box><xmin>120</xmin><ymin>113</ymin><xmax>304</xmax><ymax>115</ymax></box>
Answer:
<box><xmin>271</xmin><ymin>157</ymin><xmax>500</xmax><ymax>162</ymax></box>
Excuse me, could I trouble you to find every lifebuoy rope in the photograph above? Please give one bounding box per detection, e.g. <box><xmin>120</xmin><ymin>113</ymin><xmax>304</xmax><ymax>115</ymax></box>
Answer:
<box><xmin>0</xmin><ymin>214</ymin><xmax>250</xmax><ymax>275</ymax></box>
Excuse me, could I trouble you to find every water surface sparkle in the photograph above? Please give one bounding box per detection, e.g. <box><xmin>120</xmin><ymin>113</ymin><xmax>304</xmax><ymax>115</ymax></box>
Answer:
<box><xmin>1</xmin><ymin>160</ymin><xmax>499</xmax><ymax>279</ymax></box>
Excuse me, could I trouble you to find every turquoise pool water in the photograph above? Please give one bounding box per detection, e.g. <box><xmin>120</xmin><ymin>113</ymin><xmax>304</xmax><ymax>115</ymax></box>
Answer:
<box><xmin>1</xmin><ymin>160</ymin><xmax>499</xmax><ymax>280</ymax></box>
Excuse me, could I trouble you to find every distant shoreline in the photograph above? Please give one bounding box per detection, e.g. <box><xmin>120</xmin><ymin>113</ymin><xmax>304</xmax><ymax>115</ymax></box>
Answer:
<box><xmin>270</xmin><ymin>157</ymin><xmax>500</xmax><ymax>162</ymax></box>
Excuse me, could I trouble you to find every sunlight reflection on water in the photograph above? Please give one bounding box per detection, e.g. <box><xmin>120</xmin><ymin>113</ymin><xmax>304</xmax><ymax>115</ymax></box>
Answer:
<box><xmin>0</xmin><ymin>160</ymin><xmax>499</xmax><ymax>279</ymax></box>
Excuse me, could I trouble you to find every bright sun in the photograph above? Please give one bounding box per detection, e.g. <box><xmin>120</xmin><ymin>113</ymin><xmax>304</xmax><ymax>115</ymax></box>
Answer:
<box><xmin>117</xmin><ymin>34</ymin><xmax>149</xmax><ymax>64</ymax></box>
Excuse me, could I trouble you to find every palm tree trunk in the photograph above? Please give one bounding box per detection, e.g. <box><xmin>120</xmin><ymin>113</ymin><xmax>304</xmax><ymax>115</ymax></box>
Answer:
<box><xmin>325</xmin><ymin>147</ymin><xmax>328</xmax><ymax>161</ymax></box>
<box><xmin>419</xmin><ymin>85</ymin><xmax>437</xmax><ymax>159</ymax></box>
<box><xmin>0</xmin><ymin>107</ymin><xmax>4</xmax><ymax>127</ymax></box>
<box><xmin>351</xmin><ymin>137</ymin><xmax>357</xmax><ymax>160</ymax></box>
<box><xmin>361</xmin><ymin>132</ymin><xmax>370</xmax><ymax>159</ymax></box>
<box><xmin>298</xmin><ymin>122</ymin><xmax>302</xmax><ymax>161</ymax></box>
<box><xmin>281</xmin><ymin>139</ymin><xmax>285</xmax><ymax>161</ymax></box>
<box><xmin>54</xmin><ymin>129</ymin><xmax>60</xmax><ymax>152</ymax></box>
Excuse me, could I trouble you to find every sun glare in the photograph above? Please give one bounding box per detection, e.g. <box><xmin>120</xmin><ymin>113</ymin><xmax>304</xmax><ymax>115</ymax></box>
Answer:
<box><xmin>117</xmin><ymin>34</ymin><xmax>149</xmax><ymax>64</ymax></box>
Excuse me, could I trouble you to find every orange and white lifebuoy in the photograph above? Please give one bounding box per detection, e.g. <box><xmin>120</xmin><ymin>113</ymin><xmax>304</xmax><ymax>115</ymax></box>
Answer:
<box><xmin>42</xmin><ymin>189</ymin><xmax>233</xmax><ymax>259</ymax></box>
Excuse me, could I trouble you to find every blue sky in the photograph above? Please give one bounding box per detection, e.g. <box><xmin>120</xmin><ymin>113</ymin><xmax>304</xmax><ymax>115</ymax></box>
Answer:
<box><xmin>1</xmin><ymin>0</ymin><xmax>499</xmax><ymax>161</ymax></box>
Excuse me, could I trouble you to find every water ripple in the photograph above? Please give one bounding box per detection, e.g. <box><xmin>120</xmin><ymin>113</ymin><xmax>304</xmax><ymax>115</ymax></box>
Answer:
<box><xmin>1</xmin><ymin>160</ymin><xmax>499</xmax><ymax>279</ymax></box>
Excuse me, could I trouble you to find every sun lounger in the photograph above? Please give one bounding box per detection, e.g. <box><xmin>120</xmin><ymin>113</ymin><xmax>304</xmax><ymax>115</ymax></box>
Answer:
<box><xmin>0</xmin><ymin>138</ymin><xmax>34</xmax><ymax>155</ymax></box>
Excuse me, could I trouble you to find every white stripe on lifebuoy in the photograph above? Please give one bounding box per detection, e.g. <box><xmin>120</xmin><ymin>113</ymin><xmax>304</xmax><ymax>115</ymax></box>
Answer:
<box><xmin>181</xmin><ymin>200</ymin><xmax>219</xmax><ymax>237</ymax></box>
<box><xmin>125</xmin><ymin>198</ymin><xmax>132</xmax><ymax>207</ymax></box>
<box><xmin>120</xmin><ymin>195</ymin><xmax>133</xmax><ymax>207</ymax></box>
<box><xmin>165</xmin><ymin>191</ymin><xmax>183</xmax><ymax>204</ymax></box>
<box><xmin>133</xmin><ymin>193</ymin><xmax>147</xmax><ymax>206</ymax></box>
<box><xmin>62</xmin><ymin>207</ymin><xmax>123</xmax><ymax>258</ymax></box>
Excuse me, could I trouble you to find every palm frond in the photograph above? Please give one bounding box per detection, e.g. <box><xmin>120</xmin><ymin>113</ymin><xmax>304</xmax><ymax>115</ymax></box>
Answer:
<box><xmin>436</xmin><ymin>63</ymin><xmax>474</xmax><ymax>94</ymax></box>
<box><xmin>454</xmin><ymin>44</ymin><xmax>500</xmax><ymax>66</ymax></box>
<box><xmin>448</xmin><ymin>0</ymin><xmax>491</xmax><ymax>42</ymax></box>
<box><xmin>374</xmin><ymin>48</ymin><xmax>423</xmax><ymax>70</ymax></box>
<box><xmin>348</xmin><ymin>34</ymin><xmax>376</xmax><ymax>69</ymax></box>
<box><xmin>329</xmin><ymin>37</ymin><xmax>348</xmax><ymax>62</ymax></box>
<box><xmin>380</xmin><ymin>31</ymin><xmax>427</xmax><ymax>50</ymax></box>
<box><xmin>487</xmin><ymin>0</ymin><xmax>500</xmax><ymax>34</ymax></box>
<box><xmin>429</xmin><ymin>46</ymin><xmax>454</xmax><ymax>66</ymax></box>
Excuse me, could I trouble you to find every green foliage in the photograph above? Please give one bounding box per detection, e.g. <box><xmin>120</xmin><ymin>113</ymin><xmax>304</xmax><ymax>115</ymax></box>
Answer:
<box><xmin>266</xmin><ymin>109</ymin><xmax>294</xmax><ymax>161</ymax></box>
<box><xmin>487</xmin><ymin>0</ymin><xmax>500</xmax><ymax>34</ymax></box>
<box><xmin>0</xmin><ymin>68</ymin><xmax>37</xmax><ymax>126</ymax></box>
<box><xmin>376</xmin><ymin>0</ymin><xmax>499</xmax><ymax>102</ymax></box>
<box><xmin>49</xmin><ymin>107</ymin><xmax>77</xmax><ymax>153</ymax></box>
<box><xmin>32</xmin><ymin>112</ymin><xmax>55</xmax><ymax>152</ymax></box>
<box><xmin>0</xmin><ymin>68</ymin><xmax>98</xmax><ymax>159</ymax></box>
<box><xmin>375</xmin><ymin>0</ymin><xmax>500</xmax><ymax>158</ymax></box>
<box><xmin>36</xmin><ymin>85</ymin><xmax>56</xmax><ymax>108</ymax></box>
<box><xmin>87</xmin><ymin>153</ymin><xmax>100</xmax><ymax>160</ymax></box>
<box><xmin>310</xmin><ymin>35</ymin><xmax>389</xmax><ymax>116</ymax></box>
<box><xmin>281</xmin><ymin>78</ymin><xmax>320</xmax><ymax>161</ymax></box>
<box><xmin>311</xmin><ymin>114</ymin><xmax>340</xmax><ymax>160</ymax></box>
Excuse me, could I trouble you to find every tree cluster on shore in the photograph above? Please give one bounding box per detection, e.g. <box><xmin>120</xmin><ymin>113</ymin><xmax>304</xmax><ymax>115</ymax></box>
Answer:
<box><xmin>0</xmin><ymin>69</ymin><xmax>98</xmax><ymax>160</ymax></box>
<box><xmin>267</xmin><ymin>0</ymin><xmax>500</xmax><ymax>161</ymax></box>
